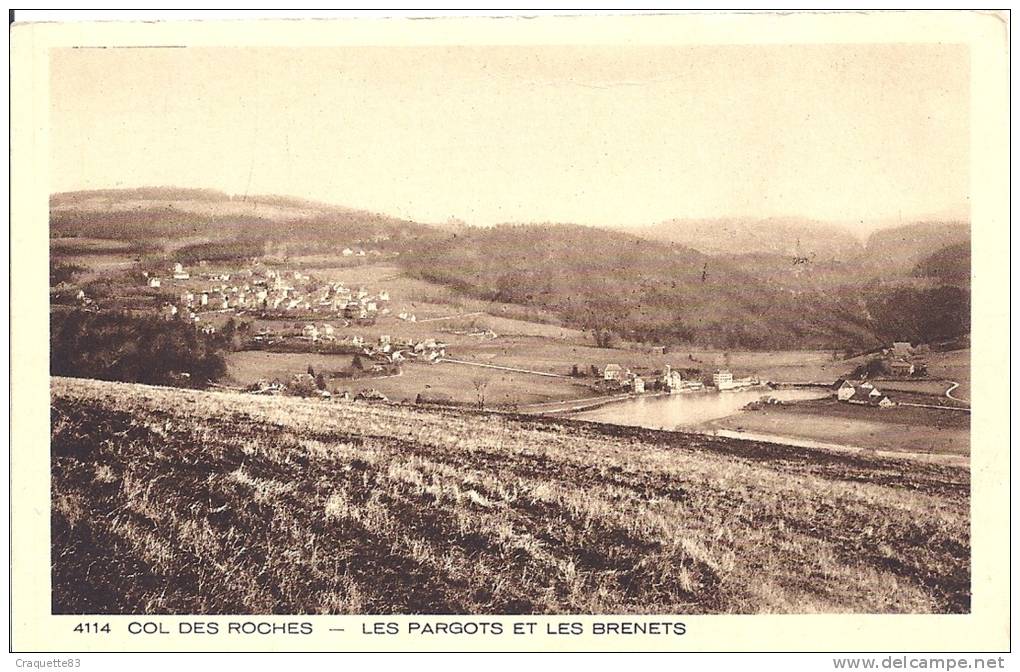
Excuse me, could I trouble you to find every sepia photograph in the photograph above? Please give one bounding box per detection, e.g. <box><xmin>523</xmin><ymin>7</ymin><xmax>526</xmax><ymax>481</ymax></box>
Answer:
<box><xmin>9</xmin><ymin>11</ymin><xmax>1009</xmax><ymax>656</ymax></box>
<box><xmin>44</xmin><ymin>26</ymin><xmax>977</xmax><ymax>618</ymax></box>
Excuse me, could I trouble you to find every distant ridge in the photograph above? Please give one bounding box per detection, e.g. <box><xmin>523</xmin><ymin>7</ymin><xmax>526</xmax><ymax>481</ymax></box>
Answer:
<box><xmin>864</xmin><ymin>221</ymin><xmax>970</xmax><ymax>272</ymax></box>
<box><xmin>632</xmin><ymin>217</ymin><xmax>863</xmax><ymax>260</ymax></box>
<box><xmin>49</xmin><ymin>186</ymin><xmax>435</xmax><ymax>250</ymax></box>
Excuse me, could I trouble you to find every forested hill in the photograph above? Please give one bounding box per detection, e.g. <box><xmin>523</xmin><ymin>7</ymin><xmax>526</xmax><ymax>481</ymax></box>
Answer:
<box><xmin>400</xmin><ymin>224</ymin><xmax>882</xmax><ymax>350</ymax></box>
<box><xmin>912</xmin><ymin>242</ymin><xmax>970</xmax><ymax>286</ymax></box>
<box><xmin>400</xmin><ymin>223</ymin><xmax>970</xmax><ymax>350</ymax></box>
<box><xmin>50</xmin><ymin>187</ymin><xmax>436</xmax><ymax>254</ymax></box>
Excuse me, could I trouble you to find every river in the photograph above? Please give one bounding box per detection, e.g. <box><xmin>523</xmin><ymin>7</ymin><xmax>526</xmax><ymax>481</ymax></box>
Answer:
<box><xmin>571</xmin><ymin>387</ymin><xmax>829</xmax><ymax>431</ymax></box>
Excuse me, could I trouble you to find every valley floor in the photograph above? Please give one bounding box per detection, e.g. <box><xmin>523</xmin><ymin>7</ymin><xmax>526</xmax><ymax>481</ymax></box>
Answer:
<box><xmin>51</xmin><ymin>376</ymin><xmax>970</xmax><ymax>615</ymax></box>
<box><xmin>701</xmin><ymin>398</ymin><xmax>970</xmax><ymax>459</ymax></box>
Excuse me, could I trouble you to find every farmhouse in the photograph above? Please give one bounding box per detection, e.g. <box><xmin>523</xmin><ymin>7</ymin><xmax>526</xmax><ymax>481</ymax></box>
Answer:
<box><xmin>630</xmin><ymin>376</ymin><xmax>646</xmax><ymax>393</ymax></box>
<box><xmin>148</xmin><ymin>277</ymin><xmax>162</xmax><ymax>288</ymax></box>
<box><xmin>891</xmin><ymin>341</ymin><xmax>913</xmax><ymax>358</ymax></box>
<box><xmin>888</xmin><ymin>359</ymin><xmax>916</xmax><ymax>376</ymax></box>
<box><xmin>833</xmin><ymin>379</ymin><xmax>856</xmax><ymax>401</ymax></box>
<box><xmin>839</xmin><ymin>381</ymin><xmax>895</xmax><ymax>408</ymax></box>
<box><xmin>603</xmin><ymin>364</ymin><xmax>622</xmax><ymax>381</ymax></box>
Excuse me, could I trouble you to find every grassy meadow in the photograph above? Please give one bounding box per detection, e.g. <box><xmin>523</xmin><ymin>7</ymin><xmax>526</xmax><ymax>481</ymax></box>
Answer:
<box><xmin>51</xmin><ymin>376</ymin><xmax>969</xmax><ymax>615</ymax></box>
<box><xmin>705</xmin><ymin>399</ymin><xmax>970</xmax><ymax>458</ymax></box>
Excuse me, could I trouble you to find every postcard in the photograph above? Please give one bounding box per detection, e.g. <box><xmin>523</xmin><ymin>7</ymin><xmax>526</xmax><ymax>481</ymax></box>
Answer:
<box><xmin>8</xmin><ymin>9</ymin><xmax>1010</xmax><ymax>655</ymax></box>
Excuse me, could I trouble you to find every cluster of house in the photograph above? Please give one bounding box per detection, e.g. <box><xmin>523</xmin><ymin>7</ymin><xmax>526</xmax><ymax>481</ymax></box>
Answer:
<box><xmin>597</xmin><ymin>365</ymin><xmax>765</xmax><ymax>394</ymax></box>
<box><xmin>161</xmin><ymin>302</ymin><xmax>203</xmax><ymax>327</ymax></box>
<box><xmin>882</xmin><ymin>341</ymin><xmax>927</xmax><ymax>377</ymax></box>
<box><xmin>148</xmin><ymin>262</ymin><xmax>397</xmax><ymax>328</ymax></box>
<box><xmin>341</xmin><ymin>247</ymin><xmax>381</xmax><ymax>258</ymax></box>
<box><xmin>366</xmin><ymin>335</ymin><xmax>448</xmax><ymax>363</ymax></box>
<box><xmin>601</xmin><ymin>364</ymin><xmax>704</xmax><ymax>394</ymax></box>
<box><xmin>833</xmin><ymin>379</ymin><xmax>895</xmax><ymax>407</ymax></box>
<box><xmin>145</xmin><ymin>262</ymin><xmax>190</xmax><ymax>288</ymax></box>
<box><xmin>245</xmin><ymin>376</ymin><xmax>388</xmax><ymax>402</ymax></box>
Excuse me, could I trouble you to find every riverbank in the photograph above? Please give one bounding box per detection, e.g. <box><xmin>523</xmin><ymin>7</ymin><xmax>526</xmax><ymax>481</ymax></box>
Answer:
<box><xmin>700</xmin><ymin>397</ymin><xmax>969</xmax><ymax>459</ymax></box>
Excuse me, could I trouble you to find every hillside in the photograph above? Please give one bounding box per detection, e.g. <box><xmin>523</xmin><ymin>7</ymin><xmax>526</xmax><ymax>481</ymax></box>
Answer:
<box><xmin>51</xmin><ymin>376</ymin><xmax>970</xmax><ymax>614</ymax></box>
<box><xmin>864</xmin><ymin>221</ymin><xmax>970</xmax><ymax>274</ymax></box>
<box><xmin>50</xmin><ymin>189</ymin><xmax>972</xmax><ymax>349</ymax></box>
<box><xmin>633</xmin><ymin>217</ymin><xmax>863</xmax><ymax>260</ymax></box>
<box><xmin>50</xmin><ymin>187</ymin><xmax>437</xmax><ymax>254</ymax></box>
<box><xmin>912</xmin><ymin>242</ymin><xmax>971</xmax><ymax>286</ymax></box>
<box><xmin>399</xmin><ymin>224</ymin><xmax>967</xmax><ymax>350</ymax></box>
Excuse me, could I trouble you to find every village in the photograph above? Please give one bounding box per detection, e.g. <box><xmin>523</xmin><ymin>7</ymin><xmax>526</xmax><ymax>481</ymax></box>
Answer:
<box><xmin>56</xmin><ymin>249</ymin><xmax>968</xmax><ymax>465</ymax></box>
<box><xmin>63</xmin><ymin>256</ymin><xmax>949</xmax><ymax>414</ymax></box>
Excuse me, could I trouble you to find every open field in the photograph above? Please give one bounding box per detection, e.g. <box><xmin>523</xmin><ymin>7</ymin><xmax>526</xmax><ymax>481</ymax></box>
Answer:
<box><xmin>704</xmin><ymin>398</ymin><xmax>969</xmax><ymax>457</ymax></box>
<box><xmin>226</xmin><ymin>351</ymin><xmax>593</xmax><ymax>406</ymax></box>
<box><xmin>924</xmin><ymin>349</ymin><xmax>970</xmax><ymax>401</ymax></box>
<box><xmin>52</xmin><ymin>376</ymin><xmax>969</xmax><ymax>614</ymax></box>
<box><xmin>226</xmin><ymin>351</ymin><xmax>359</xmax><ymax>385</ymax></box>
<box><xmin>372</xmin><ymin>361</ymin><xmax>592</xmax><ymax>406</ymax></box>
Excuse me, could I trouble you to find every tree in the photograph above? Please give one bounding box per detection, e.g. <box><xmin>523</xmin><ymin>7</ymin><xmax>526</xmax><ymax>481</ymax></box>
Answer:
<box><xmin>592</xmin><ymin>328</ymin><xmax>615</xmax><ymax>349</ymax></box>
<box><xmin>315</xmin><ymin>372</ymin><xmax>327</xmax><ymax>390</ymax></box>
<box><xmin>471</xmin><ymin>377</ymin><xmax>489</xmax><ymax>409</ymax></box>
<box><xmin>307</xmin><ymin>364</ymin><xmax>316</xmax><ymax>377</ymax></box>
<box><xmin>850</xmin><ymin>358</ymin><xmax>891</xmax><ymax>379</ymax></box>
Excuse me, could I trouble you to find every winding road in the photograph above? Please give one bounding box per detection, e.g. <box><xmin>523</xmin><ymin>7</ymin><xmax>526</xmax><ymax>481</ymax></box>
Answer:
<box><xmin>945</xmin><ymin>381</ymin><xmax>968</xmax><ymax>405</ymax></box>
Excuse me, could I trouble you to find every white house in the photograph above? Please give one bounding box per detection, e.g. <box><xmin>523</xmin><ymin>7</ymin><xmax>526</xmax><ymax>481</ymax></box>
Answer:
<box><xmin>603</xmin><ymin>364</ymin><xmax>622</xmax><ymax>381</ymax></box>
<box><xmin>662</xmin><ymin>365</ymin><xmax>684</xmax><ymax>393</ymax></box>
<box><xmin>835</xmin><ymin>379</ymin><xmax>856</xmax><ymax>401</ymax></box>
<box><xmin>713</xmin><ymin>369</ymin><xmax>735</xmax><ymax>390</ymax></box>
<box><xmin>172</xmin><ymin>262</ymin><xmax>190</xmax><ymax>280</ymax></box>
<box><xmin>148</xmin><ymin>277</ymin><xmax>162</xmax><ymax>288</ymax></box>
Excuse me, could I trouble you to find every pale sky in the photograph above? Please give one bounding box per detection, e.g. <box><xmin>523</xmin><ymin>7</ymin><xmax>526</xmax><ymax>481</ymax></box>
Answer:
<box><xmin>50</xmin><ymin>45</ymin><xmax>969</xmax><ymax>227</ymax></box>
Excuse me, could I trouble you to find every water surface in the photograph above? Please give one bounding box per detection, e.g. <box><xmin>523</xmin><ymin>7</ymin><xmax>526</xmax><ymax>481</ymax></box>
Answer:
<box><xmin>572</xmin><ymin>388</ymin><xmax>828</xmax><ymax>430</ymax></box>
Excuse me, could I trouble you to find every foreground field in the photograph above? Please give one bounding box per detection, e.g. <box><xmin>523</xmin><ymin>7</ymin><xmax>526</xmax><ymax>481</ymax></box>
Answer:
<box><xmin>51</xmin><ymin>376</ymin><xmax>970</xmax><ymax>615</ymax></box>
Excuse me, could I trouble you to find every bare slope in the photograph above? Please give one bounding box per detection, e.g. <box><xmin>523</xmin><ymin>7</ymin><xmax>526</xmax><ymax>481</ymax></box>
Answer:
<box><xmin>51</xmin><ymin>377</ymin><xmax>969</xmax><ymax>615</ymax></box>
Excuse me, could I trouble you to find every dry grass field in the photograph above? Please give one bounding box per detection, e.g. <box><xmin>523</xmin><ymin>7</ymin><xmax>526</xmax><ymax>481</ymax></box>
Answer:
<box><xmin>705</xmin><ymin>399</ymin><xmax>970</xmax><ymax>458</ymax></box>
<box><xmin>51</xmin><ymin>376</ymin><xmax>969</xmax><ymax>615</ymax></box>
